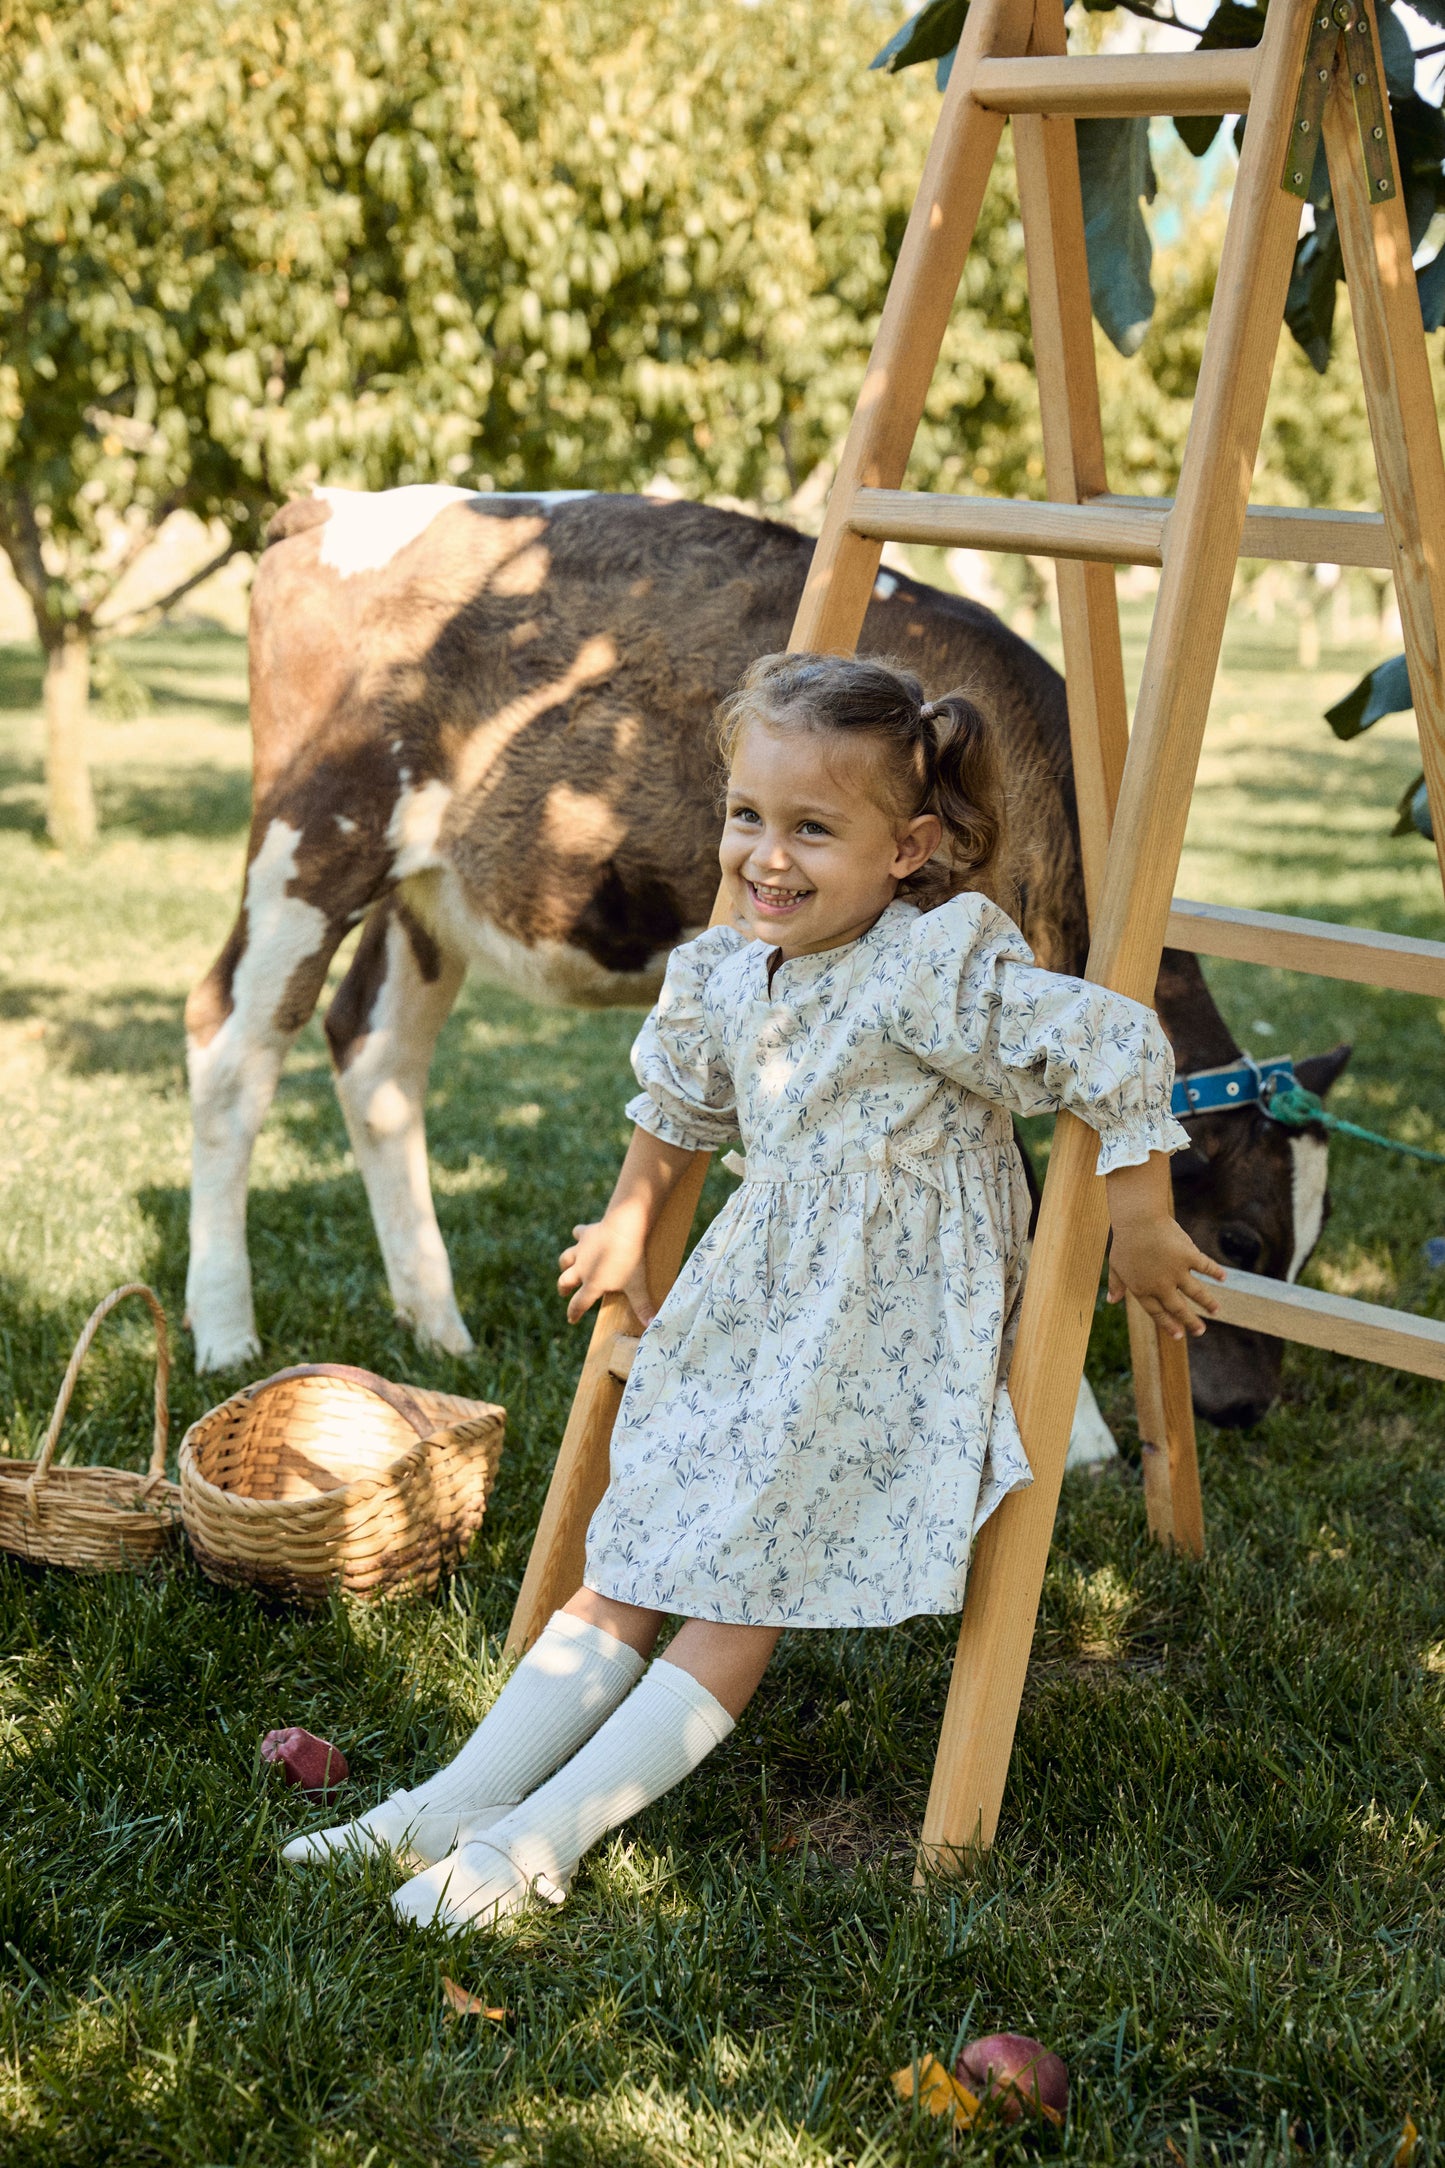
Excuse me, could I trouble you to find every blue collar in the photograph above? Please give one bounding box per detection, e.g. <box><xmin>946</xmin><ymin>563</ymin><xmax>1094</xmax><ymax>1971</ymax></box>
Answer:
<box><xmin>1171</xmin><ymin>1055</ymin><xmax>1296</xmax><ymax>1119</ymax></box>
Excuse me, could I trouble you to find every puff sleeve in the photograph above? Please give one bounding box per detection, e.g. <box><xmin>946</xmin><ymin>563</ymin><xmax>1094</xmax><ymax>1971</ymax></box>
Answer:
<box><xmin>625</xmin><ymin>926</ymin><xmax>745</xmax><ymax>1153</ymax></box>
<box><xmin>892</xmin><ymin>894</ymin><xmax>1191</xmax><ymax>1174</ymax></box>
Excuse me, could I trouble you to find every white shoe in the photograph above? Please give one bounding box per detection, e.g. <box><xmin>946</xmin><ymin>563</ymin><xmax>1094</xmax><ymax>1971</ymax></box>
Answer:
<box><xmin>281</xmin><ymin>1787</ymin><xmax>510</xmax><ymax>1870</ymax></box>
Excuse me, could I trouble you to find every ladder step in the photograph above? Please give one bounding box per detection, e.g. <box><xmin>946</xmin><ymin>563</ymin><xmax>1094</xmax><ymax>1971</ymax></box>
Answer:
<box><xmin>971</xmin><ymin>51</ymin><xmax>1255</xmax><ymax>118</ymax></box>
<box><xmin>1099</xmin><ymin>495</ymin><xmax>1393</xmax><ymax>571</ymax></box>
<box><xmin>850</xmin><ymin>490</ymin><xmax>1165</xmax><ymax>563</ymax></box>
<box><xmin>1212</xmin><ymin>1269</ymin><xmax>1445</xmax><ymax>1382</ymax></box>
<box><xmin>850</xmin><ymin>489</ymin><xmax>1392</xmax><ymax>569</ymax></box>
<box><xmin>1167</xmin><ymin>901</ymin><xmax>1445</xmax><ymax>997</ymax></box>
<box><xmin>619</xmin><ymin>1264</ymin><xmax>1445</xmax><ymax>1381</ymax></box>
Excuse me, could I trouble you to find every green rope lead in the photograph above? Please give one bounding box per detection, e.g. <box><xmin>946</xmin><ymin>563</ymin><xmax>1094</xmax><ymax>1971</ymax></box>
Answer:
<box><xmin>1265</xmin><ymin>1084</ymin><xmax>1445</xmax><ymax>1166</ymax></box>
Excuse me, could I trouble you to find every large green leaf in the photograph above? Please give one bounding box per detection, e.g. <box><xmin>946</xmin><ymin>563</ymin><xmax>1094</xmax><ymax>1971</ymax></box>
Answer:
<box><xmin>1376</xmin><ymin>3</ymin><xmax>1417</xmax><ymax>102</ymax></box>
<box><xmin>1418</xmin><ymin>245</ymin><xmax>1445</xmax><ymax>330</ymax></box>
<box><xmin>1077</xmin><ymin>116</ymin><xmax>1156</xmax><ymax>355</ymax></box>
<box><xmin>1324</xmin><ymin>652</ymin><xmax>1412</xmax><ymax>739</ymax></box>
<box><xmin>870</xmin><ymin>0</ymin><xmax>968</xmax><ymax>76</ymax></box>
<box><xmin>1285</xmin><ymin>210</ymin><xmax>1342</xmax><ymax>375</ymax></box>
<box><xmin>1393</xmin><ymin>773</ymin><xmax>1433</xmax><ymax>839</ymax></box>
<box><xmin>1390</xmin><ymin>94</ymin><xmax>1445</xmax><ymax>250</ymax></box>
<box><xmin>1173</xmin><ymin>0</ymin><xmax>1264</xmax><ymax>159</ymax></box>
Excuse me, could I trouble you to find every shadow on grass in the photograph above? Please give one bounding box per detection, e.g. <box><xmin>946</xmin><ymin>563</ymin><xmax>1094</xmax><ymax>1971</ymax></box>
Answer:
<box><xmin>96</xmin><ymin>766</ymin><xmax>253</xmax><ymax>841</ymax></box>
<box><xmin>0</xmin><ymin>645</ymin><xmax>43</xmax><ymax>713</ymax></box>
<box><xmin>0</xmin><ymin>750</ymin><xmax>252</xmax><ymax>844</ymax></box>
<box><xmin>0</xmin><ymin>983</ymin><xmax>188</xmax><ymax>1079</ymax></box>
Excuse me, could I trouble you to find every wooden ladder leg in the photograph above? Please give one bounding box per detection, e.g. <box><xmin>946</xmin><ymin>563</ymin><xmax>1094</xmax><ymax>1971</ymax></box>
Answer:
<box><xmin>1323</xmin><ymin>26</ymin><xmax>1445</xmax><ymax>901</ymax></box>
<box><xmin>1012</xmin><ymin>0</ymin><xmax>1204</xmax><ymax>1551</ymax></box>
<box><xmin>1013</xmin><ymin>0</ymin><xmax>1129</xmax><ymax>915</ymax></box>
<box><xmin>791</xmin><ymin>0</ymin><xmax>1036</xmax><ymax>655</ymax></box>
<box><xmin>917</xmin><ymin>0</ymin><xmax>1315</xmax><ymax>1870</ymax></box>
<box><xmin>1127</xmin><ymin>1295</ymin><xmax>1205</xmax><ymax>1556</ymax></box>
<box><xmin>505</xmin><ymin>1159</ymin><xmax>708</xmax><ymax>1654</ymax></box>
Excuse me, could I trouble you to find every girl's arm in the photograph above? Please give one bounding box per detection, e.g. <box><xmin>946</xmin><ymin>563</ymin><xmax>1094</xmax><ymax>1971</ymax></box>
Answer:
<box><xmin>1105</xmin><ymin>1151</ymin><xmax>1225</xmax><ymax>1340</ymax></box>
<box><xmin>557</xmin><ymin>1126</ymin><xmax>707</xmax><ymax>1326</ymax></box>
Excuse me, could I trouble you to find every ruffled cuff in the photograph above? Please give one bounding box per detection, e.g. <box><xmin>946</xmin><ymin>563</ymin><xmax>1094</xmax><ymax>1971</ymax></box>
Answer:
<box><xmin>1093</xmin><ymin>1110</ymin><xmax>1192</xmax><ymax>1177</ymax></box>
<box><xmin>625</xmin><ymin>1090</ymin><xmax>736</xmax><ymax>1155</ymax></box>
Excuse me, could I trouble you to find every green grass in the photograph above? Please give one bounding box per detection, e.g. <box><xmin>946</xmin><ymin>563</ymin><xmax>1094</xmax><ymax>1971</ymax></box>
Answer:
<box><xmin>1</xmin><ymin>616</ymin><xmax>1443</xmax><ymax>2168</ymax></box>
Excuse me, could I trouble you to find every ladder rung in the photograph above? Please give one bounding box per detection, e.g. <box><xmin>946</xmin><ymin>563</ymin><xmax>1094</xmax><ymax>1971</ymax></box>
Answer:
<box><xmin>1212</xmin><ymin>1269</ymin><xmax>1445</xmax><ymax>1381</ymax></box>
<box><xmin>971</xmin><ymin>52</ymin><xmax>1255</xmax><ymax>118</ymax></box>
<box><xmin>851</xmin><ymin>489</ymin><xmax>1393</xmax><ymax>570</ymax></box>
<box><xmin>849</xmin><ymin>489</ymin><xmax>1165</xmax><ymax>564</ymax></box>
<box><xmin>608</xmin><ymin>1333</ymin><xmax>640</xmax><ymax>1382</ymax></box>
<box><xmin>1167</xmin><ymin>900</ymin><xmax>1445</xmax><ymax>997</ymax></box>
<box><xmin>619</xmin><ymin>1256</ymin><xmax>1445</xmax><ymax>1380</ymax></box>
<box><xmin>1100</xmin><ymin>495</ymin><xmax>1392</xmax><ymax>570</ymax></box>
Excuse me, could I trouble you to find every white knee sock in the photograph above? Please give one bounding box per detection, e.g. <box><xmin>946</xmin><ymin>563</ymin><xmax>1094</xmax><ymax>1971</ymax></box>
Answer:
<box><xmin>282</xmin><ymin>1613</ymin><xmax>646</xmax><ymax>1868</ymax></box>
<box><xmin>391</xmin><ymin>1659</ymin><xmax>734</xmax><ymax>1932</ymax></box>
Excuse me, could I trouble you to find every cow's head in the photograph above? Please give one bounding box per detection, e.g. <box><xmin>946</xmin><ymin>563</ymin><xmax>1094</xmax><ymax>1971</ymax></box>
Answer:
<box><xmin>1169</xmin><ymin>1042</ymin><xmax>1352</xmax><ymax>1427</ymax></box>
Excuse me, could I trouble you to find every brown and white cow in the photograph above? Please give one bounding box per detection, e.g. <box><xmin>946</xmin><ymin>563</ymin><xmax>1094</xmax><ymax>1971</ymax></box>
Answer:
<box><xmin>186</xmin><ymin>488</ymin><xmax>1348</xmax><ymax>1427</ymax></box>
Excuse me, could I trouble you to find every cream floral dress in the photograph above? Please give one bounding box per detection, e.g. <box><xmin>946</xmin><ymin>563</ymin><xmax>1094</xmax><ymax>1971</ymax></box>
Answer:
<box><xmin>583</xmin><ymin>893</ymin><xmax>1189</xmax><ymax>1628</ymax></box>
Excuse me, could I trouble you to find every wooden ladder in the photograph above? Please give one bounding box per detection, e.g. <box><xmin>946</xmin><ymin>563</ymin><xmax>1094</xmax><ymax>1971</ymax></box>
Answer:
<box><xmin>508</xmin><ymin>0</ymin><xmax>1445</xmax><ymax>1866</ymax></box>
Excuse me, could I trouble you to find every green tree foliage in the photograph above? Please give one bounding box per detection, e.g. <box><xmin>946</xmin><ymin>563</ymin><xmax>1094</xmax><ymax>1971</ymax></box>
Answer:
<box><xmin>0</xmin><ymin>0</ymin><xmax>265</xmax><ymax>846</ymax></box>
<box><xmin>0</xmin><ymin>0</ymin><xmax>1045</xmax><ymax>846</ymax></box>
<box><xmin>875</xmin><ymin>0</ymin><xmax>1445</xmax><ymax>369</ymax></box>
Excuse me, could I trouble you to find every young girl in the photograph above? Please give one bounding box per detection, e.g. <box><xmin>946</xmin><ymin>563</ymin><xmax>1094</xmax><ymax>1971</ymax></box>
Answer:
<box><xmin>286</xmin><ymin>652</ymin><xmax>1223</xmax><ymax>1932</ymax></box>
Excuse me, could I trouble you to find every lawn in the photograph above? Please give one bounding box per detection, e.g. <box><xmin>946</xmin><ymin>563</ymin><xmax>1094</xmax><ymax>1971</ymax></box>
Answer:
<box><xmin>1</xmin><ymin>610</ymin><xmax>1442</xmax><ymax>2168</ymax></box>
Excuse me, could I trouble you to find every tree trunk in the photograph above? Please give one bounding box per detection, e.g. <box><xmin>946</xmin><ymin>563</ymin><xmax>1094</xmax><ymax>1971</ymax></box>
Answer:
<box><xmin>43</xmin><ymin>627</ymin><xmax>96</xmax><ymax>852</ymax></box>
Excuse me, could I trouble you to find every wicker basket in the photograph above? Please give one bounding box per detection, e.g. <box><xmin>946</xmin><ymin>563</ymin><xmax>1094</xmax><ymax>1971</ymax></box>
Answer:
<box><xmin>0</xmin><ymin>1283</ymin><xmax>181</xmax><ymax>1571</ymax></box>
<box><xmin>179</xmin><ymin>1364</ymin><xmax>505</xmax><ymax>1603</ymax></box>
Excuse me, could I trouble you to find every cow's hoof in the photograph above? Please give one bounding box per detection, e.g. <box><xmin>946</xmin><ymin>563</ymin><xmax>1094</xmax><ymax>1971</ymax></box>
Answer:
<box><xmin>406</xmin><ymin>1311</ymin><xmax>476</xmax><ymax>1359</ymax></box>
<box><xmin>1064</xmin><ymin>1376</ymin><xmax>1118</xmax><ymax>1473</ymax></box>
<box><xmin>190</xmin><ymin>1318</ymin><xmax>263</xmax><ymax>1374</ymax></box>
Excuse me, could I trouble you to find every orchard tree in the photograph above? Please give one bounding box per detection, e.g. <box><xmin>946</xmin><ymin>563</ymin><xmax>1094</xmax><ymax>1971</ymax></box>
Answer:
<box><xmin>1</xmin><ymin>0</ymin><xmax>1042</xmax><ymax>849</ymax></box>
<box><xmin>0</xmin><ymin>3</ymin><xmax>267</xmax><ymax>850</ymax></box>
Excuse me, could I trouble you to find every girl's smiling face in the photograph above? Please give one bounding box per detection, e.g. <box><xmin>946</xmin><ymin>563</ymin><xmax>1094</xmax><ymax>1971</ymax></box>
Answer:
<box><xmin>719</xmin><ymin>717</ymin><xmax>941</xmax><ymax>958</ymax></box>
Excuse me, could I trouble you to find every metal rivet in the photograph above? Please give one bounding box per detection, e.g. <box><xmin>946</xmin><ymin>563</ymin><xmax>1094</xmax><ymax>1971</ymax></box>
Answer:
<box><xmin>1299</xmin><ymin>118</ymin><xmax>1311</xmax><ymax>132</ymax></box>
<box><xmin>1378</xmin><ymin>175</ymin><xmax>1390</xmax><ymax>190</ymax></box>
<box><xmin>1318</xmin><ymin>67</ymin><xmax>1330</xmax><ymax>81</ymax></box>
<box><xmin>1227</xmin><ymin>1082</ymin><xmax>1240</xmax><ymax>1096</ymax></box>
<box><xmin>1356</xmin><ymin>69</ymin><xmax>1367</xmax><ymax>83</ymax></box>
<box><xmin>1293</xmin><ymin>169</ymin><xmax>1305</xmax><ymax>184</ymax></box>
<box><xmin>1373</xmin><ymin>123</ymin><xmax>1384</xmax><ymax>139</ymax></box>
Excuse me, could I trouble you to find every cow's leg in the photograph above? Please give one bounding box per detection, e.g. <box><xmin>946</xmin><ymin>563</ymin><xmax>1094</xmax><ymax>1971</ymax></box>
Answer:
<box><xmin>326</xmin><ymin>892</ymin><xmax>472</xmax><ymax>1355</ymax></box>
<box><xmin>186</xmin><ymin>817</ymin><xmax>358</xmax><ymax>1371</ymax></box>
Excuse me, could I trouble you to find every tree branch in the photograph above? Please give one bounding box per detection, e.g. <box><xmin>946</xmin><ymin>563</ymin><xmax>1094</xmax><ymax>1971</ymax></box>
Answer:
<box><xmin>0</xmin><ymin>491</ymin><xmax>64</xmax><ymax>647</ymax></box>
<box><xmin>94</xmin><ymin>535</ymin><xmax>244</xmax><ymax>640</ymax></box>
<box><xmin>86</xmin><ymin>492</ymin><xmax>185</xmax><ymax>613</ymax></box>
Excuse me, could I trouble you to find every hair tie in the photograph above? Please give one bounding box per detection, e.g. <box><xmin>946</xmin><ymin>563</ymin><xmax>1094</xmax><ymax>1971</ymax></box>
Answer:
<box><xmin>919</xmin><ymin>700</ymin><xmax>937</xmax><ymax>724</ymax></box>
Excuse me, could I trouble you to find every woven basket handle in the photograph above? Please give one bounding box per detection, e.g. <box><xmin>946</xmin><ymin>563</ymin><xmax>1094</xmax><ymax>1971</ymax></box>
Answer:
<box><xmin>24</xmin><ymin>1283</ymin><xmax>171</xmax><ymax>1509</ymax></box>
<box><xmin>255</xmin><ymin>1363</ymin><xmax>434</xmax><ymax>1438</ymax></box>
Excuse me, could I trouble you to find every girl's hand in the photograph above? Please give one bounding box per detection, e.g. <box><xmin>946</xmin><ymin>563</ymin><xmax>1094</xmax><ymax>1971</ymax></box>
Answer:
<box><xmin>558</xmin><ymin>1204</ymin><xmax>655</xmax><ymax>1326</ymax></box>
<box><xmin>1104</xmin><ymin>1152</ymin><xmax>1225</xmax><ymax>1341</ymax></box>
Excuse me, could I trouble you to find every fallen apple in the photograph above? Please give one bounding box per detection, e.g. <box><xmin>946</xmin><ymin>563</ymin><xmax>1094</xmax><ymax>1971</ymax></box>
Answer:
<box><xmin>260</xmin><ymin>1727</ymin><xmax>349</xmax><ymax>1801</ymax></box>
<box><xmin>955</xmin><ymin>2033</ymin><xmax>1069</xmax><ymax>2126</ymax></box>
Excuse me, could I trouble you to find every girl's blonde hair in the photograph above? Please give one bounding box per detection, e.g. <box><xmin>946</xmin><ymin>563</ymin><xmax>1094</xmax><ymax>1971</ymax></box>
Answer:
<box><xmin>714</xmin><ymin>651</ymin><xmax>1001</xmax><ymax>905</ymax></box>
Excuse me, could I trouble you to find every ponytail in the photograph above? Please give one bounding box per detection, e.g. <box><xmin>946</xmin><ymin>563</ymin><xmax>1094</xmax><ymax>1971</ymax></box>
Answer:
<box><xmin>916</xmin><ymin>693</ymin><xmax>1000</xmax><ymax>885</ymax></box>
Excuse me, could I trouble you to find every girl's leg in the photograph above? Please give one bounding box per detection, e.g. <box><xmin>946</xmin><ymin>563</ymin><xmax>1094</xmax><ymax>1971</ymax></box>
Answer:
<box><xmin>564</xmin><ymin>1589</ymin><xmax>782</xmax><ymax>1715</ymax></box>
<box><xmin>392</xmin><ymin>1616</ymin><xmax>781</xmax><ymax>1933</ymax></box>
<box><xmin>283</xmin><ymin>1596</ymin><xmax>663</xmax><ymax>1868</ymax></box>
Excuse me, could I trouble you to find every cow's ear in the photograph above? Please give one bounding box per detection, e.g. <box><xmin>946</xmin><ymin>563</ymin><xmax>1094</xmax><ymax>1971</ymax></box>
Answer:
<box><xmin>1294</xmin><ymin>1042</ymin><xmax>1352</xmax><ymax>1100</ymax></box>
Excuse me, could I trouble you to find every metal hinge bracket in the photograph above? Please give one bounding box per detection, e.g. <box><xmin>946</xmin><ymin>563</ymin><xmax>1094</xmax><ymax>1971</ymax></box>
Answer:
<box><xmin>1283</xmin><ymin>1</ymin><xmax>1395</xmax><ymax>203</ymax></box>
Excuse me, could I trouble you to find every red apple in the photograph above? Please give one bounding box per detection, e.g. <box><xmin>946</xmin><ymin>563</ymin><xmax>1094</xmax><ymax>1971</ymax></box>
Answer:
<box><xmin>260</xmin><ymin>1727</ymin><xmax>349</xmax><ymax>1801</ymax></box>
<box><xmin>955</xmin><ymin>2033</ymin><xmax>1069</xmax><ymax>2125</ymax></box>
